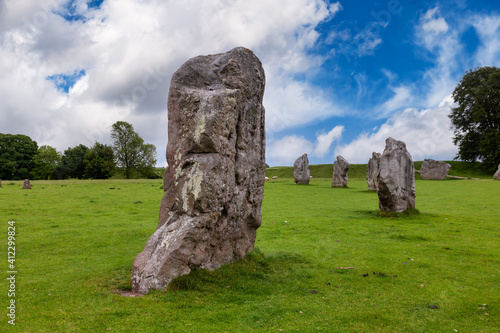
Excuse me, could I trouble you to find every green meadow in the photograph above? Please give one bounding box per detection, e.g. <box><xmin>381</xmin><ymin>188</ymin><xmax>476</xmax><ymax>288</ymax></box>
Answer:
<box><xmin>0</xmin><ymin>164</ymin><xmax>498</xmax><ymax>332</ymax></box>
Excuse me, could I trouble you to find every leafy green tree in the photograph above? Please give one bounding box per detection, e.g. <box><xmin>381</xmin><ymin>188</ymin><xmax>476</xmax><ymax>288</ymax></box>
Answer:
<box><xmin>83</xmin><ymin>142</ymin><xmax>115</xmax><ymax>179</ymax></box>
<box><xmin>136</xmin><ymin>143</ymin><xmax>159</xmax><ymax>179</ymax></box>
<box><xmin>110</xmin><ymin>121</ymin><xmax>157</xmax><ymax>179</ymax></box>
<box><xmin>31</xmin><ymin>145</ymin><xmax>61</xmax><ymax>180</ymax></box>
<box><xmin>450</xmin><ymin>66</ymin><xmax>500</xmax><ymax>171</ymax></box>
<box><xmin>0</xmin><ymin>133</ymin><xmax>38</xmax><ymax>180</ymax></box>
<box><xmin>56</xmin><ymin>144</ymin><xmax>89</xmax><ymax>179</ymax></box>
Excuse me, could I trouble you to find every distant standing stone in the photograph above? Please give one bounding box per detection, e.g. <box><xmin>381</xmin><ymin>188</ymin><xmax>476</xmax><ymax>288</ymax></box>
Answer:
<box><xmin>131</xmin><ymin>47</ymin><xmax>266</xmax><ymax>294</ymax></box>
<box><xmin>332</xmin><ymin>155</ymin><xmax>349</xmax><ymax>187</ymax></box>
<box><xmin>0</xmin><ymin>179</ymin><xmax>2</xmax><ymax>187</ymax></box>
<box><xmin>377</xmin><ymin>138</ymin><xmax>416</xmax><ymax>212</ymax></box>
<box><xmin>293</xmin><ymin>154</ymin><xmax>310</xmax><ymax>184</ymax></box>
<box><xmin>23</xmin><ymin>179</ymin><xmax>31</xmax><ymax>189</ymax></box>
<box><xmin>494</xmin><ymin>164</ymin><xmax>500</xmax><ymax>180</ymax></box>
<box><xmin>366</xmin><ymin>152</ymin><xmax>381</xmax><ymax>191</ymax></box>
<box><xmin>419</xmin><ymin>159</ymin><xmax>451</xmax><ymax>180</ymax></box>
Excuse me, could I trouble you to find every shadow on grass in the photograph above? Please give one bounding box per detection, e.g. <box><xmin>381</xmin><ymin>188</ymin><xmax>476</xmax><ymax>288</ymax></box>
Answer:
<box><xmin>363</xmin><ymin>208</ymin><xmax>422</xmax><ymax>218</ymax></box>
<box><xmin>358</xmin><ymin>208</ymin><xmax>442</xmax><ymax>225</ymax></box>
<box><xmin>107</xmin><ymin>249</ymin><xmax>312</xmax><ymax>297</ymax></box>
<box><xmin>280</xmin><ymin>182</ymin><xmax>320</xmax><ymax>187</ymax></box>
<box><xmin>376</xmin><ymin>208</ymin><xmax>422</xmax><ymax>218</ymax></box>
<box><xmin>167</xmin><ymin>249</ymin><xmax>312</xmax><ymax>295</ymax></box>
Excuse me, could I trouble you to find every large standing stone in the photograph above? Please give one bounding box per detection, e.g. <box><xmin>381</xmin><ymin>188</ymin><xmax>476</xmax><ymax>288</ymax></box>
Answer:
<box><xmin>493</xmin><ymin>164</ymin><xmax>500</xmax><ymax>180</ymax></box>
<box><xmin>131</xmin><ymin>47</ymin><xmax>266</xmax><ymax>294</ymax></box>
<box><xmin>366</xmin><ymin>152</ymin><xmax>381</xmax><ymax>191</ymax></box>
<box><xmin>332</xmin><ymin>155</ymin><xmax>349</xmax><ymax>187</ymax></box>
<box><xmin>22</xmin><ymin>179</ymin><xmax>31</xmax><ymax>189</ymax></box>
<box><xmin>293</xmin><ymin>154</ymin><xmax>310</xmax><ymax>184</ymax></box>
<box><xmin>377</xmin><ymin>138</ymin><xmax>416</xmax><ymax>212</ymax></box>
<box><xmin>419</xmin><ymin>159</ymin><xmax>451</xmax><ymax>180</ymax></box>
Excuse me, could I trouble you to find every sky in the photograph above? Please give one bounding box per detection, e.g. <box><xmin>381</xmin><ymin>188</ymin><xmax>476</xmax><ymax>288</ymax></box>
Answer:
<box><xmin>0</xmin><ymin>0</ymin><xmax>499</xmax><ymax>167</ymax></box>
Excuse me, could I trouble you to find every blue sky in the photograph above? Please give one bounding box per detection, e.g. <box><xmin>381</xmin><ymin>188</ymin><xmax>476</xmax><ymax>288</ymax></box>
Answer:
<box><xmin>0</xmin><ymin>0</ymin><xmax>499</xmax><ymax>167</ymax></box>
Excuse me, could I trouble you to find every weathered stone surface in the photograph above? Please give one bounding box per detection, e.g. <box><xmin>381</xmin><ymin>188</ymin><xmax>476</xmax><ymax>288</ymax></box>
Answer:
<box><xmin>493</xmin><ymin>164</ymin><xmax>500</xmax><ymax>180</ymax></box>
<box><xmin>132</xmin><ymin>47</ymin><xmax>266</xmax><ymax>294</ymax></box>
<box><xmin>293</xmin><ymin>154</ymin><xmax>310</xmax><ymax>184</ymax></box>
<box><xmin>22</xmin><ymin>179</ymin><xmax>31</xmax><ymax>189</ymax></box>
<box><xmin>420</xmin><ymin>159</ymin><xmax>451</xmax><ymax>180</ymax></box>
<box><xmin>366</xmin><ymin>152</ymin><xmax>381</xmax><ymax>191</ymax></box>
<box><xmin>332</xmin><ymin>155</ymin><xmax>349</xmax><ymax>187</ymax></box>
<box><xmin>377</xmin><ymin>138</ymin><xmax>416</xmax><ymax>212</ymax></box>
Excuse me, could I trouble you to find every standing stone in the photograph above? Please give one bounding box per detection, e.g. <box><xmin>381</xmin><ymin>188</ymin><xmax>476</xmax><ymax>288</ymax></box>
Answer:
<box><xmin>419</xmin><ymin>159</ymin><xmax>451</xmax><ymax>180</ymax></box>
<box><xmin>332</xmin><ymin>155</ymin><xmax>349</xmax><ymax>187</ymax></box>
<box><xmin>293</xmin><ymin>154</ymin><xmax>310</xmax><ymax>184</ymax></box>
<box><xmin>0</xmin><ymin>179</ymin><xmax>2</xmax><ymax>187</ymax></box>
<box><xmin>493</xmin><ymin>164</ymin><xmax>500</xmax><ymax>180</ymax></box>
<box><xmin>366</xmin><ymin>152</ymin><xmax>381</xmax><ymax>191</ymax></box>
<box><xmin>131</xmin><ymin>47</ymin><xmax>266</xmax><ymax>294</ymax></box>
<box><xmin>377</xmin><ymin>138</ymin><xmax>416</xmax><ymax>212</ymax></box>
<box><xmin>22</xmin><ymin>179</ymin><xmax>31</xmax><ymax>189</ymax></box>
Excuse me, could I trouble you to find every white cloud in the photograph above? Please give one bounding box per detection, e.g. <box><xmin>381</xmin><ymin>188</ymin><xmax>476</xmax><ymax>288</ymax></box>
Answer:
<box><xmin>415</xmin><ymin>7</ymin><xmax>462</xmax><ymax>107</ymax></box>
<box><xmin>422</xmin><ymin>17</ymin><xmax>448</xmax><ymax>34</ymax></box>
<box><xmin>314</xmin><ymin>126</ymin><xmax>344</xmax><ymax>157</ymax></box>
<box><xmin>264</xmin><ymin>80</ymin><xmax>343</xmax><ymax>133</ymax></box>
<box><xmin>0</xmin><ymin>0</ymin><xmax>341</xmax><ymax>166</ymax></box>
<box><xmin>471</xmin><ymin>14</ymin><xmax>500</xmax><ymax>67</ymax></box>
<box><xmin>377</xmin><ymin>85</ymin><xmax>413</xmax><ymax>117</ymax></box>
<box><xmin>335</xmin><ymin>96</ymin><xmax>457</xmax><ymax>163</ymax></box>
<box><xmin>421</xmin><ymin>7</ymin><xmax>449</xmax><ymax>35</ymax></box>
<box><xmin>267</xmin><ymin>125</ymin><xmax>344</xmax><ymax>165</ymax></box>
<box><xmin>267</xmin><ymin>135</ymin><xmax>314</xmax><ymax>166</ymax></box>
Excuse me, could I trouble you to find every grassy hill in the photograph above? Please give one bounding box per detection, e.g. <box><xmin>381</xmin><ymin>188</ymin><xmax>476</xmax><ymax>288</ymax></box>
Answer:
<box><xmin>267</xmin><ymin>161</ymin><xmax>494</xmax><ymax>180</ymax></box>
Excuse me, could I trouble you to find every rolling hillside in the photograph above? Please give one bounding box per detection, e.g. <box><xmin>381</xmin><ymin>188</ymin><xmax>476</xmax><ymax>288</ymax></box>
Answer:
<box><xmin>266</xmin><ymin>161</ymin><xmax>494</xmax><ymax>180</ymax></box>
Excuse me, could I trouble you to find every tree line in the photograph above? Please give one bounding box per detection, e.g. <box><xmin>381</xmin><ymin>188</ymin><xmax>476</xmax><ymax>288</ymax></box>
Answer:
<box><xmin>0</xmin><ymin>121</ymin><xmax>160</xmax><ymax>180</ymax></box>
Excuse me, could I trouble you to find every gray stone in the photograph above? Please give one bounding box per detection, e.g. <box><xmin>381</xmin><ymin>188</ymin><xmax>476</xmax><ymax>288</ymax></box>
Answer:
<box><xmin>332</xmin><ymin>155</ymin><xmax>349</xmax><ymax>187</ymax></box>
<box><xmin>494</xmin><ymin>164</ymin><xmax>500</xmax><ymax>180</ymax></box>
<box><xmin>132</xmin><ymin>47</ymin><xmax>266</xmax><ymax>294</ymax></box>
<box><xmin>293</xmin><ymin>154</ymin><xmax>310</xmax><ymax>184</ymax></box>
<box><xmin>366</xmin><ymin>152</ymin><xmax>381</xmax><ymax>191</ymax></box>
<box><xmin>420</xmin><ymin>159</ymin><xmax>451</xmax><ymax>180</ymax></box>
<box><xmin>377</xmin><ymin>138</ymin><xmax>416</xmax><ymax>212</ymax></box>
<box><xmin>22</xmin><ymin>179</ymin><xmax>31</xmax><ymax>189</ymax></box>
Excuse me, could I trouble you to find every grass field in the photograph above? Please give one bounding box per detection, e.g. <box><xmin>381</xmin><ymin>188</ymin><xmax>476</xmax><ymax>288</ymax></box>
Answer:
<box><xmin>0</xmin><ymin>168</ymin><xmax>499</xmax><ymax>332</ymax></box>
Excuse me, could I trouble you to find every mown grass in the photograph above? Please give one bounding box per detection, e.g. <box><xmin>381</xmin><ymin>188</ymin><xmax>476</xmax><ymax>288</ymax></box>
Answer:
<box><xmin>0</xmin><ymin>174</ymin><xmax>499</xmax><ymax>332</ymax></box>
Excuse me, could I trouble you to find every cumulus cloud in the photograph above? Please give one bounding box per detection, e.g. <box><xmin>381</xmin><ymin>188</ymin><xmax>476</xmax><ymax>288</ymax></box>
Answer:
<box><xmin>377</xmin><ymin>85</ymin><xmax>413</xmax><ymax>117</ymax></box>
<box><xmin>314</xmin><ymin>126</ymin><xmax>344</xmax><ymax>157</ymax></box>
<box><xmin>267</xmin><ymin>125</ymin><xmax>344</xmax><ymax>166</ymax></box>
<box><xmin>265</xmin><ymin>80</ymin><xmax>342</xmax><ymax>133</ymax></box>
<box><xmin>267</xmin><ymin>135</ymin><xmax>314</xmax><ymax>166</ymax></box>
<box><xmin>335</xmin><ymin>96</ymin><xmax>457</xmax><ymax>163</ymax></box>
<box><xmin>0</xmin><ymin>0</ymin><xmax>341</xmax><ymax>165</ymax></box>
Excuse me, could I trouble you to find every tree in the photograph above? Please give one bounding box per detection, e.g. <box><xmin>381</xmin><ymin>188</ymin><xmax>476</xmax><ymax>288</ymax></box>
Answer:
<box><xmin>449</xmin><ymin>66</ymin><xmax>500</xmax><ymax>171</ymax></box>
<box><xmin>31</xmin><ymin>145</ymin><xmax>61</xmax><ymax>180</ymax></box>
<box><xmin>56</xmin><ymin>144</ymin><xmax>89</xmax><ymax>179</ymax></box>
<box><xmin>83</xmin><ymin>142</ymin><xmax>115</xmax><ymax>179</ymax></box>
<box><xmin>110</xmin><ymin>121</ymin><xmax>158</xmax><ymax>179</ymax></box>
<box><xmin>0</xmin><ymin>134</ymin><xmax>38</xmax><ymax>180</ymax></box>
